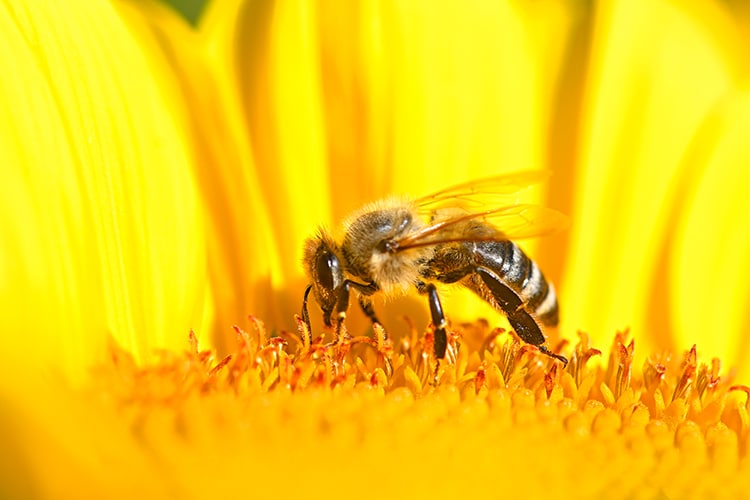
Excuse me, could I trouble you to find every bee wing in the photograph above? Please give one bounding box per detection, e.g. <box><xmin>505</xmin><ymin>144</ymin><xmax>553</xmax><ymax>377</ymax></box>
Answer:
<box><xmin>394</xmin><ymin>204</ymin><xmax>568</xmax><ymax>251</ymax></box>
<box><xmin>479</xmin><ymin>204</ymin><xmax>569</xmax><ymax>239</ymax></box>
<box><xmin>415</xmin><ymin>170</ymin><xmax>551</xmax><ymax>212</ymax></box>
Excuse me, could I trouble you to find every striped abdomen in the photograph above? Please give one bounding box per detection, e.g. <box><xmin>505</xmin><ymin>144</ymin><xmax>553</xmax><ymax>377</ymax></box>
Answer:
<box><xmin>468</xmin><ymin>240</ymin><xmax>558</xmax><ymax>326</ymax></box>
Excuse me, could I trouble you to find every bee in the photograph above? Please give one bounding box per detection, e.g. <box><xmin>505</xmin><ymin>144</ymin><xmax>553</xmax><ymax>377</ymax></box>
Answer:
<box><xmin>301</xmin><ymin>171</ymin><xmax>568</xmax><ymax>365</ymax></box>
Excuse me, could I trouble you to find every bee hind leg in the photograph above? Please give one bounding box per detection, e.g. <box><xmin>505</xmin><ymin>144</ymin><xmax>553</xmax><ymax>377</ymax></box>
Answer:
<box><xmin>538</xmin><ymin>345</ymin><xmax>568</xmax><ymax>365</ymax></box>
<box><xmin>475</xmin><ymin>267</ymin><xmax>568</xmax><ymax>366</ymax></box>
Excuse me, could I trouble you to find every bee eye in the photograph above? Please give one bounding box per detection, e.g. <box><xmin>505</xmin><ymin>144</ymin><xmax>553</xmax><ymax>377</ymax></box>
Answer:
<box><xmin>316</xmin><ymin>250</ymin><xmax>341</xmax><ymax>290</ymax></box>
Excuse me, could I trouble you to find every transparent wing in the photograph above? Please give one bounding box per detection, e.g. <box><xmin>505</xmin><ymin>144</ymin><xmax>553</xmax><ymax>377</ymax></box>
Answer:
<box><xmin>415</xmin><ymin>170</ymin><xmax>551</xmax><ymax>212</ymax></box>
<box><xmin>393</xmin><ymin>204</ymin><xmax>568</xmax><ymax>251</ymax></box>
<box><xmin>482</xmin><ymin>204</ymin><xmax>569</xmax><ymax>239</ymax></box>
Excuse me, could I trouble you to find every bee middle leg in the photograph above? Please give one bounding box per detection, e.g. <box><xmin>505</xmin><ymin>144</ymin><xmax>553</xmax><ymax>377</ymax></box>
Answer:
<box><xmin>414</xmin><ymin>282</ymin><xmax>448</xmax><ymax>360</ymax></box>
<box><xmin>358</xmin><ymin>297</ymin><xmax>381</xmax><ymax>325</ymax></box>
<box><xmin>426</xmin><ymin>284</ymin><xmax>448</xmax><ymax>360</ymax></box>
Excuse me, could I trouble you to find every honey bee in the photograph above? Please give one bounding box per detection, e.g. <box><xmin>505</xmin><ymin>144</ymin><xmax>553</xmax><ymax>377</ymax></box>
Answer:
<box><xmin>301</xmin><ymin>170</ymin><xmax>568</xmax><ymax>365</ymax></box>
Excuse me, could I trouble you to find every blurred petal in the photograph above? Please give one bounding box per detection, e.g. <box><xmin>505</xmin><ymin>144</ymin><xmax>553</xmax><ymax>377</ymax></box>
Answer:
<box><xmin>671</xmin><ymin>91</ymin><xmax>750</xmax><ymax>377</ymax></box>
<box><xmin>0</xmin><ymin>1</ymin><xmax>212</xmax><ymax>495</ymax></box>
<box><xmin>721</xmin><ymin>0</ymin><xmax>750</xmax><ymax>42</ymax></box>
<box><xmin>559</xmin><ymin>0</ymin><xmax>746</xmax><ymax>359</ymax></box>
<box><xmin>223</xmin><ymin>0</ymin><xmax>335</xmax><ymax>329</ymax></box>
<box><xmin>0</xmin><ymin>1</ymin><xmax>206</xmax><ymax>380</ymax></box>
<box><xmin>131</xmin><ymin>0</ymin><xmax>281</xmax><ymax>354</ymax></box>
<box><xmin>0</xmin><ymin>375</ymin><xmax>170</xmax><ymax>499</ymax></box>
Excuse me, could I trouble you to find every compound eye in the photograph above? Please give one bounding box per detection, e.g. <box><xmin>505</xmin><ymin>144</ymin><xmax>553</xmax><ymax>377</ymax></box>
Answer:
<box><xmin>316</xmin><ymin>250</ymin><xmax>341</xmax><ymax>291</ymax></box>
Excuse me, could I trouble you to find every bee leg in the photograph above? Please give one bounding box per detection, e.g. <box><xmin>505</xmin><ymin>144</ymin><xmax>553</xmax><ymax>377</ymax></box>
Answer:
<box><xmin>333</xmin><ymin>281</ymin><xmax>353</xmax><ymax>344</ymax></box>
<box><xmin>358</xmin><ymin>297</ymin><xmax>381</xmax><ymax>325</ymax></box>
<box><xmin>332</xmin><ymin>280</ymin><xmax>379</xmax><ymax>344</ymax></box>
<box><xmin>538</xmin><ymin>345</ymin><xmax>568</xmax><ymax>365</ymax></box>
<box><xmin>423</xmin><ymin>283</ymin><xmax>447</xmax><ymax>385</ymax></box>
<box><xmin>425</xmin><ymin>283</ymin><xmax>448</xmax><ymax>359</ymax></box>
<box><xmin>301</xmin><ymin>284</ymin><xmax>314</xmax><ymax>346</ymax></box>
<box><xmin>476</xmin><ymin>267</ymin><xmax>568</xmax><ymax>366</ymax></box>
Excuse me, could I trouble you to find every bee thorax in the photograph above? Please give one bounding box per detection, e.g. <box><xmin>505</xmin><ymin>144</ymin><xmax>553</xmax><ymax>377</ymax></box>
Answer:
<box><xmin>369</xmin><ymin>249</ymin><xmax>428</xmax><ymax>295</ymax></box>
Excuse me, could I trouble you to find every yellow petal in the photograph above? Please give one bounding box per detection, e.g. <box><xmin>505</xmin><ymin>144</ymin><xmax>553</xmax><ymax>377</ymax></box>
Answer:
<box><xmin>130</xmin><ymin>0</ymin><xmax>282</xmax><ymax>354</ymax></box>
<box><xmin>0</xmin><ymin>2</ymin><xmax>206</xmax><ymax>381</ymax></box>
<box><xmin>671</xmin><ymin>91</ymin><xmax>750</xmax><ymax>379</ymax></box>
<box><xmin>559</xmin><ymin>0</ymin><xmax>746</xmax><ymax>360</ymax></box>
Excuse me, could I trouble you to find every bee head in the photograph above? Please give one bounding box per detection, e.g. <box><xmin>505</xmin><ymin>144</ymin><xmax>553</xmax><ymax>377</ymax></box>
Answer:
<box><xmin>303</xmin><ymin>230</ymin><xmax>344</xmax><ymax>326</ymax></box>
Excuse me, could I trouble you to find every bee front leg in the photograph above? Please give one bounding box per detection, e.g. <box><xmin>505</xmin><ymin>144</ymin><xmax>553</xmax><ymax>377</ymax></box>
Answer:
<box><xmin>301</xmin><ymin>284</ymin><xmax>314</xmax><ymax>346</ymax></box>
<box><xmin>333</xmin><ymin>280</ymin><xmax>379</xmax><ymax>344</ymax></box>
<box><xmin>333</xmin><ymin>281</ymin><xmax>353</xmax><ymax>344</ymax></box>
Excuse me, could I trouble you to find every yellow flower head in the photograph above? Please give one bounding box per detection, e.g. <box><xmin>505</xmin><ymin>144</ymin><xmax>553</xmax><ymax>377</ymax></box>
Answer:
<box><xmin>2</xmin><ymin>0</ymin><xmax>750</xmax><ymax>498</ymax></box>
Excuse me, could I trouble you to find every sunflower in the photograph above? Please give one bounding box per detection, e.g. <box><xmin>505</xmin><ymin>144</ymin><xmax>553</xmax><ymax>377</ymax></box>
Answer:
<box><xmin>2</xmin><ymin>0</ymin><xmax>749</xmax><ymax>498</ymax></box>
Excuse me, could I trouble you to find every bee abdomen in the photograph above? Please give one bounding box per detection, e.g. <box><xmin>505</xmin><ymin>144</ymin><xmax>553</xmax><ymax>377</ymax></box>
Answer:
<box><xmin>473</xmin><ymin>241</ymin><xmax>558</xmax><ymax>326</ymax></box>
